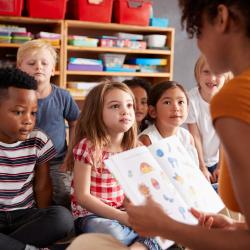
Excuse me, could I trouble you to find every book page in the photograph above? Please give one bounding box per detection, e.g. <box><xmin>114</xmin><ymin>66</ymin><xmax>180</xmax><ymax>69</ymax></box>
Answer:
<box><xmin>105</xmin><ymin>146</ymin><xmax>197</xmax><ymax>249</ymax></box>
<box><xmin>148</xmin><ymin>136</ymin><xmax>224</xmax><ymax>213</ymax></box>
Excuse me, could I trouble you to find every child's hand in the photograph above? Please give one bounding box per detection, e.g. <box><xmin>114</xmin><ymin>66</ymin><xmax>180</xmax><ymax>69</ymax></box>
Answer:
<box><xmin>212</xmin><ymin>167</ymin><xmax>220</xmax><ymax>183</ymax></box>
<box><xmin>201</xmin><ymin>167</ymin><xmax>212</xmax><ymax>182</ymax></box>
<box><xmin>190</xmin><ymin>207</ymin><xmax>235</xmax><ymax>230</ymax></box>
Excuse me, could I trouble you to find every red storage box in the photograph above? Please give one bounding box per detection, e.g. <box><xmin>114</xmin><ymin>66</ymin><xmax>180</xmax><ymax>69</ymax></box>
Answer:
<box><xmin>26</xmin><ymin>0</ymin><xmax>66</xmax><ymax>19</ymax></box>
<box><xmin>0</xmin><ymin>0</ymin><xmax>23</xmax><ymax>16</ymax></box>
<box><xmin>68</xmin><ymin>0</ymin><xmax>113</xmax><ymax>23</ymax></box>
<box><xmin>114</xmin><ymin>0</ymin><xmax>151</xmax><ymax>26</ymax></box>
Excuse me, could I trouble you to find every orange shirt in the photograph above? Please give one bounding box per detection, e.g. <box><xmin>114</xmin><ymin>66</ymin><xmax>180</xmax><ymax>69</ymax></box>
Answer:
<box><xmin>210</xmin><ymin>69</ymin><xmax>250</xmax><ymax>212</ymax></box>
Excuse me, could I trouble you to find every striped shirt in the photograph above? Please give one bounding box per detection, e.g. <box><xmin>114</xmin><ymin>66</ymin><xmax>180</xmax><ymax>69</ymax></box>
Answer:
<box><xmin>0</xmin><ymin>129</ymin><xmax>56</xmax><ymax>211</ymax></box>
<box><xmin>71</xmin><ymin>138</ymin><xmax>124</xmax><ymax>219</ymax></box>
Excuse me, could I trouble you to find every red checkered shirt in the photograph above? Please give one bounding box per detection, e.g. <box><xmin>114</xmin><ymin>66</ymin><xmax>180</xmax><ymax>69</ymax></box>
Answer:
<box><xmin>71</xmin><ymin>138</ymin><xmax>125</xmax><ymax>219</ymax></box>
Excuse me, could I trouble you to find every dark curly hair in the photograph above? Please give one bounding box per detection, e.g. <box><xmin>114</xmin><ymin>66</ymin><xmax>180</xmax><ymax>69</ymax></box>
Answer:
<box><xmin>178</xmin><ymin>0</ymin><xmax>250</xmax><ymax>38</ymax></box>
<box><xmin>0</xmin><ymin>68</ymin><xmax>37</xmax><ymax>91</ymax></box>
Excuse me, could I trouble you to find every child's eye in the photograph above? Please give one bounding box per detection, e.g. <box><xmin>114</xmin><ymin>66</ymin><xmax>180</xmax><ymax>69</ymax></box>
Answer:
<box><xmin>127</xmin><ymin>103</ymin><xmax>134</xmax><ymax>108</ymax></box>
<box><xmin>28</xmin><ymin>62</ymin><xmax>35</xmax><ymax>66</ymax></box>
<box><xmin>141</xmin><ymin>100</ymin><xmax>148</xmax><ymax>105</ymax></box>
<box><xmin>163</xmin><ymin>101</ymin><xmax>171</xmax><ymax>105</ymax></box>
<box><xmin>179</xmin><ymin>100</ymin><xmax>185</xmax><ymax>105</ymax></box>
<box><xmin>111</xmin><ymin>104</ymin><xmax>119</xmax><ymax>109</ymax></box>
<box><xmin>14</xmin><ymin>110</ymin><xmax>23</xmax><ymax>115</ymax></box>
<box><xmin>202</xmin><ymin>70</ymin><xmax>210</xmax><ymax>75</ymax></box>
<box><xmin>31</xmin><ymin>111</ymin><xmax>37</xmax><ymax>116</ymax></box>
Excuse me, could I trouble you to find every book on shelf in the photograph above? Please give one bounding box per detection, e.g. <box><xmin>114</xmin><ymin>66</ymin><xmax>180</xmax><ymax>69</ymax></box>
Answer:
<box><xmin>105</xmin><ymin>135</ymin><xmax>224</xmax><ymax>249</ymax></box>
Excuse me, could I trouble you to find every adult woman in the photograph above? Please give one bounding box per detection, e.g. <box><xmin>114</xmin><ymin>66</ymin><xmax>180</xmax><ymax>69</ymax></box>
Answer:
<box><xmin>126</xmin><ymin>1</ymin><xmax>250</xmax><ymax>249</ymax></box>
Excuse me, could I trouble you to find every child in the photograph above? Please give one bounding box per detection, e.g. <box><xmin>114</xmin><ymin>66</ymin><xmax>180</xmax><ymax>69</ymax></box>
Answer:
<box><xmin>185</xmin><ymin>55</ymin><xmax>231</xmax><ymax>183</ymax></box>
<box><xmin>123</xmin><ymin>78</ymin><xmax>151</xmax><ymax>132</ymax></box>
<box><xmin>65</xmin><ymin>81</ymin><xmax>161</xmax><ymax>250</ymax></box>
<box><xmin>0</xmin><ymin>68</ymin><xmax>73</xmax><ymax>250</ymax></box>
<box><xmin>17</xmin><ymin>39</ymin><xmax>80</xmax><ymax>208</ymax></box>
<box><xmin>126</xmin><ymin>1</ymin><xmax>250</xmax><ymax>249</ymax></box>
<box><xmin>139</xmin><ymin>81</ymin><xmax>198</xmax><ymax>166</ymax></box>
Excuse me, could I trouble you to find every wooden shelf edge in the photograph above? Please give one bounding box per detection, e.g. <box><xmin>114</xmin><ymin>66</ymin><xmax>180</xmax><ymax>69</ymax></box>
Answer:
<box><xmin>65</xmin><ymin>20</ymin><xmax>174</xmax><ymax>33</ymax></box>
<box><xmin>0</xmin><ymin>16</ymin><xmax>63</xmax><ymax>24</ymax></box>
<box><xmin>0</xmin><ymin>43</ymin><xmax>60</xmax><ymax>49</ymax></box>
<box><xmin>66</xmin><ymin>70</ymin><xmax>170</xmax><ymax>77</ymax></box>
<box><xmin>67</xmin><ymin>46</ymin><xmax>171</xmax><ymax>55</ymax></box>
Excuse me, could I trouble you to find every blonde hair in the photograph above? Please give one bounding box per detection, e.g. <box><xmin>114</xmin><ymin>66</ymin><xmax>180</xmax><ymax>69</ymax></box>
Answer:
<box><xmin>65</xmin><ymin>80</ymin><xmax>138</xmax><ymax>171</ymax></box>
<box><xmin>16</xmin><ymin>39</ymin><xmax>57</xmax><ymax>66</ymax></box>
<box><xmin>194</xmin><ymin>54</ymin><xmax>233</xmax><ymax>86</ymax></box>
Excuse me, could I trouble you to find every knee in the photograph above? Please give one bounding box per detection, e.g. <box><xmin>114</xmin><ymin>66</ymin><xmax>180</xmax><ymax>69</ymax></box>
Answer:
<box><xmin>85</xmin><ymin>219</ymin><xmax>135</xmax><ymax>245</ymax></box>
<box><xmin>49</xmin><ymin>206</ymin><xmax>74</xmax><ymax>234</ymax></box>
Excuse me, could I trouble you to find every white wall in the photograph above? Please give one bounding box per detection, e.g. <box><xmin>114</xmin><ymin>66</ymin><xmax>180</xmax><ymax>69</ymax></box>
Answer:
<box><xmin>152</xmin><ymin>0</ymin><xmax>200</xmax><ymax>90</ymax></box>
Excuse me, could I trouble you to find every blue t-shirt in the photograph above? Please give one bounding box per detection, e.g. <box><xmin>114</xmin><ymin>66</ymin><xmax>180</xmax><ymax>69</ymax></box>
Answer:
<box><xmin>36</xmin><ymin>84</ymin><xmax>80</xmax><ymax>163</ymax></box>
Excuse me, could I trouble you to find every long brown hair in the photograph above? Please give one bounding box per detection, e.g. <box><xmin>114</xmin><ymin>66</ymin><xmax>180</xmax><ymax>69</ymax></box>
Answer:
<box><xmin>65</xmin><ymin>80</ymin><xmax>138</xmax><ymax>171</ymax></box>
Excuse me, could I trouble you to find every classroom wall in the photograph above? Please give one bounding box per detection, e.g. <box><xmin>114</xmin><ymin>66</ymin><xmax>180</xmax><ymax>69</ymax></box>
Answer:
<box><xmin>152</xmin><ymin>0</ymin><xmax>200</xmax><ymax>90</ymax></box>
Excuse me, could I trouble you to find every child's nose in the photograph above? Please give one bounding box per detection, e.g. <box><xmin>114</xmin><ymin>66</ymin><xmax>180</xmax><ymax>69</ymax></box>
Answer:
<box><xmin>23</xmin><ymin>114</ymin><xmax>33</xmax><ymax>125</ymax></box>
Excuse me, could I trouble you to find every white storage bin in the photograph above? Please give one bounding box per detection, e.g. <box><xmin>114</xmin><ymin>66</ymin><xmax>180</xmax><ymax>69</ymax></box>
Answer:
<box><xmin>144</xmin><ymin>34</ymin><xmax>167</xmax><ymax>48</ymax></box>
<box><xmin>99</xmin><ymin>53</ymin><xmax>126</xmax><ymax>67</ymax></box>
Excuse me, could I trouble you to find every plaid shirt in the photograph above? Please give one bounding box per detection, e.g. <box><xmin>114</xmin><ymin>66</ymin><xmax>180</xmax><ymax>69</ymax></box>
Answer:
<box><xmin>71</xmin><ymin>138</ymin><xmax>124</xmax><ymax>219</ymax></box>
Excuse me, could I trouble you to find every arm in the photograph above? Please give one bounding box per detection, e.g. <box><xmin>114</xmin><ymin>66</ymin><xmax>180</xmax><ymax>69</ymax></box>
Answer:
<box><xmin>126</xmin><ymin>197</ymin><xmax>250</xmax><ymax>250</ymax></box>
<box><xmin>215</xmin><ymin>117</ymin><xmax>250</xmax><ymax>226</ymax></box>
<box><xmin>187</xmin><ymin>123</ymin><xmax>212</xmax><ymax>181</ymax></box>
<box><xmin>73</xmin><ymin>160</ymin><xmax>129</xmax><ymax>226</ymax></box>
<box><xmin>138</xmin><ymin>134</ymin><xmax>152</xmax><ymax>146</ymax></box>
<box><xmin>61</xmin><ymin>120</ymin><xmax>78</xmax><ymax>172</ymax></box>
<box><xmin>127</xmin><ymin>117</ymin><xmax>250</xmax><ymax>249</ymax></box>
<box><xmin>68</xmin><ymin>120</ymin><xmax>77</xmax><ymax>143</ymax></box>
<box><xmin>212</xmin><ymin>144</ymin><xmax>222</xmax><ymax>182</ymax></box>
<box><xmin>33</xmin><ymin>162</ymin><xmax>52</xmax><ymax>208</ymax></box>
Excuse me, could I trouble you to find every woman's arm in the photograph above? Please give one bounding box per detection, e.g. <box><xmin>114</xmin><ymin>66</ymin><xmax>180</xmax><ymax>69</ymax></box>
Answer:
<box><xmin>215</xmin><ymin>117</ymin><xmax>250</xmax><ymax>227</ymax></box>
<box><xmin>187</xmin><ymin>123</ymin><xmax>212</xmax><ymax>181</ymax></box>
<box><xmin>33</xmin><ymin>162</ymin><xmax>52</xmax><ymax>208</ymax></box>
<box><xmin>126</xmin><ymin>197</ymin><xmax>250</xmax><ymax>250</ymax></box>
<box><xmin>73</xmin><ymin>160</ymin><xmax>129</xmax><ymax>226</ymax></box>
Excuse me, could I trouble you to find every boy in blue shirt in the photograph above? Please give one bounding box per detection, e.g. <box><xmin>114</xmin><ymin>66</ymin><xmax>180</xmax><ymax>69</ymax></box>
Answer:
<box><xmin>17</xmin><ymin>39</ymin><xmax>80</xmax><ymax>208</ymax></box>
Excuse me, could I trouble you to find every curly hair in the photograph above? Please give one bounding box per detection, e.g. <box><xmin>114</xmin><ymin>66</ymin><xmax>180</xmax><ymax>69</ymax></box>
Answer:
<box><xmin>178</xmin><ymin>0</ymin><xmax>250</xmax><ymax>38</ymax></box>
<box><xmin>0</xmin><ymin>68</ymin><xmax>37</xmax><ymax>91</ymax></box>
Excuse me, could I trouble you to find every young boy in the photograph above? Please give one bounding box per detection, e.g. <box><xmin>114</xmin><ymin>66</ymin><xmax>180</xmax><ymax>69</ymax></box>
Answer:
<box><xmin>0</xmin><ymin>68</ymin><xmax>73</xmax><ymax>250</ymax></box>
<box><xmin>17</xmin><ymin>39</ymin><xmax>80</xmax><ymax>208</ymax></box>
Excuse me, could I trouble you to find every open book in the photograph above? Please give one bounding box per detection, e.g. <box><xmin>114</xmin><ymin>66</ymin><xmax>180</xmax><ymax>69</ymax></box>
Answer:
<box><xmin>105</xmin><ymin>136</ymin><xmax>224</xmax><ymax>249</ymax></box>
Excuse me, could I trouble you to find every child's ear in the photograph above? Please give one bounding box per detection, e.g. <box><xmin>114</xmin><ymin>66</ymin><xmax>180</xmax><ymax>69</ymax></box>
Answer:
<box><xmin>148</xmin><ymin>105</ymin><xmax>157</xmax><ymax>119</ymax></box>
<box><xmin>51</xmin><ymin>67</ymin><xmax>55</xmax><ymax>76</ymax></box>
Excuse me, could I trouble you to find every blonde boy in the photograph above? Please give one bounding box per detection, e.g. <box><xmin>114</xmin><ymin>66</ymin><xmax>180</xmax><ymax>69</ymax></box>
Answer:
<box><xmin>17</xmin><ymin>39</ymin><xmax>80</xmax><ymax>208</ymax></box>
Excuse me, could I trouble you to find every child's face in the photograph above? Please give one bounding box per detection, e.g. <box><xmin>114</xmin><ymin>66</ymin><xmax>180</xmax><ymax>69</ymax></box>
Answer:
<box><xmin>150</xmin><ymin>87</ymin><xmax>188</xmax><ymax>129</ymax></box>
<box><xmin>102</xmin><ymin>89</ymin><xmax>135</xmax><ymax>136</ymax></box>
<box><xmin>130</xmin><ymin>86</ymin><xmax>148</xmax><ymax>124</ymax></box>
<box><xmin>18</xmin><ymin>48</ymin><xmax>55</xmax><ymax>86</ymax></box>
<box><xmin>198</xmin><ymin>62</ymin><xmax>225</xmax><ymax>97</ymax></box>
<box><xmin>0</xmin><ymin>87</ymin><xmax>37</xmax><ymax>143</ymax></box>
